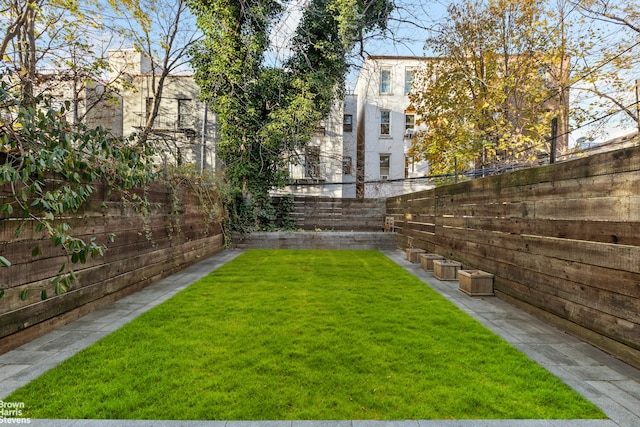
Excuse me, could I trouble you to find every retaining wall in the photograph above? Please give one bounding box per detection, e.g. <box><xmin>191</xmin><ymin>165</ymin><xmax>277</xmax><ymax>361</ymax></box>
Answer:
<box><xmin>290</xmin><ymin>197</ymin><xmax>386</xmax><ymax>231</ymax></box>
<box><xmin>233</xmin><ymin>231</ymin><xmax>397</xmax><ymax>250</ymax></box>
<box><xmin>386</xmin><ymin>145</ymin><xmax>640</xmax><ymax>369</ymax></box>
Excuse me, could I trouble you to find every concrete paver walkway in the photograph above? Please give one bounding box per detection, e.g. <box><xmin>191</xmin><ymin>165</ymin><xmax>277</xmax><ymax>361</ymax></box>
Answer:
<box><xmin>0</xmin><ymin>249</ymin><xmax>638</xmax><ymax>427</ymax></box>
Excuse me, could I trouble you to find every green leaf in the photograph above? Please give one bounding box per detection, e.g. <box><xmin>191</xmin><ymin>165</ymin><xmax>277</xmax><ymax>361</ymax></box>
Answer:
<box><xmin>0</xmin><ymin>289</ymin><xmax>4</xmax><ymax>299</ymax></box>
<box><xmin>0</xmin><ymin>256</ymin><xmax>11</xmax><ymax>267</ymax></box>
<box><xmin>41</xmin><ymin>289</ymin><xmax>48</xmax><ymax>300</ymax></box>
<box><xmin>31</xmin><ymin>246</ymin><xmax>42</xmax><ymax>257</ymax></box>
<box><xmin>20</xmin><ymin>289</ymin><xmax>28</xmax><ymax>301</ymax></box>
<box><xmin>15</xmin><ymin>223</ymin><xmax>23</xmax><ymax>238</ymax></box>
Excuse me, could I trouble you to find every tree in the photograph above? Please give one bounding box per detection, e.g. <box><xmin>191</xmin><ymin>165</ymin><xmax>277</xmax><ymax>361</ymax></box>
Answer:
<box><xmin>188</xmin><ymin>0</ymin><xmax>392</xmax><ymax>230</ymax></box>
<box><xmin>0</xmin><ymin>0</ymin><xmax>135</xmax><ymax>131</ymax></box>
<box><xmin>408</xmin><ymin>0</ymin><xmax>568</xmax><ymax>175</ymax></box>
<box><xmin>569</xmin><ymin>0</ymin><xmax>640</xmax><ymax>136</ymax></box>
<box><xmin>106</xmin><ymin>0</ymin><xmax>202</xmax><ymax>147</ymax></box>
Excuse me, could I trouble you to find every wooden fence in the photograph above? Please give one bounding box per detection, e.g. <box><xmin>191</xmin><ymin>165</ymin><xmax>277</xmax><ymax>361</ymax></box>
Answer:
<box><xmin>386</xmin><ymin>145</ymin><xmax>640</xmax><ymax>369</ymax></box>
<box><xmin>290</xmin><ymin>197</ymin><xmax>386</xmax><ymax>231</ymax></box>
<box><xmin>0</xmin><ymin>180</ymin><xmax>224</xmax><ymax>353</ymax></box>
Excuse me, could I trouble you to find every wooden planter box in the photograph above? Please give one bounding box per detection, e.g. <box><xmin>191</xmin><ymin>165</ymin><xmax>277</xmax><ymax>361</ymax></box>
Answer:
<box><xmin>433</xmin><ymin>260</ymin><xmax>462</xmax><ymax>281</ymax></box>
<box><xmin>458</xmin><ymin>270</ymin><xmax>494</xmax><ymax>296</ymax></box>
<box><xmin>405</xmin><ymin>248</ymin><xmax>426</xmax><ymax>263</ymax></box>
<box><xmin>420</xmin><ymin>253</ymin><xmax>444</xmax><ymax>271</ymax></box>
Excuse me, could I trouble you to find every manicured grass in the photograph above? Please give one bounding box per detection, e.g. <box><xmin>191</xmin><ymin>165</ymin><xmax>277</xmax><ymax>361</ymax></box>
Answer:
<box><xmin>9</xmin><ymin>250</ymin><xmax>605</xmax><ymax>420</ymax></box>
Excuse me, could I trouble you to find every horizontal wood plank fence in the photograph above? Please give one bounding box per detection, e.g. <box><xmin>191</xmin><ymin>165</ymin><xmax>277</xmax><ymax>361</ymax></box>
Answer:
<box><xmin>0</xmin><ymin>180</ymin><xmax>224</xmax><ymax>354</ymax></box>
<box><xmin>386</xmin><ymin>145</ymin><xmax>640</xmax><ymax>369</ymax></box>
<box><xmin>290</xmin><ymin>197</ymin><xmax>386</xmax><ymax>231</ymax></box>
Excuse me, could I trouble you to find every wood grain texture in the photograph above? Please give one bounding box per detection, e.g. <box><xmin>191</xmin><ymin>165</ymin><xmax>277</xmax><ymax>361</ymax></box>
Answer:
<box><xmin>0</xmin><ymin>179</ymin><xmax>224</xmax><ymax>349</ymax></box>
<box><xmin>387</xmin><ymin>145</ymin><xmax>640</xmax><ymax>369</ymax></box>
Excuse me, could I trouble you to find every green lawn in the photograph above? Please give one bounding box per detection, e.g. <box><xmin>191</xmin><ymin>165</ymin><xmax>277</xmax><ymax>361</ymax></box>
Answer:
<box><xmin>8</xmin><ymin>249</ymin><xmax>605</xmax><ymax>420</ymax></box>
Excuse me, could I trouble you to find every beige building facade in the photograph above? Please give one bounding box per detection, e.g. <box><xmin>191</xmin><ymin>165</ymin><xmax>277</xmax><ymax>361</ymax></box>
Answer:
<box><xmin>109</xmin><ymin>50</ymin><xmax>218</xmax><ymax>172</ymax></box>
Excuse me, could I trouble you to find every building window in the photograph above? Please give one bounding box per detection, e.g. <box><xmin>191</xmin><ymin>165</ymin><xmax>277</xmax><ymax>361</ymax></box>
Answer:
<box><xmin>342</xmin><ymin>156</ymin><xmax>353</xmax><ymax>174</ymax></box>
<box><xmin>380</xmin><ymin>68</ymin><xmax>392</xmax><ymax>94</ymax></box>
<box><xmin>405</xmin><ymin>68</ymin><xmax>416</xmax><ymax>94</ymax></box>
<box><xmin>305</xmin><ymin>146</ymin><xmax>321</xmax><ymax>178</ymax></box>
<box><xmin>380</xmin><ymin>154</ymin><xmax>390</xmax><ymax>179</ymax></box>
<box><xmin>405</xmin><ymin>114</ymin><xmax>415</xmax><ymax>130</ymax></box>
<box><xmin>380</xmin><ymin>110</ymin><xmax>390</xmax><ymax>135</ymax></box>
<box><xmin>178</xmin><ymin>99</ymin><xmax>194</xmax><ymax>128</ymax></box>
<box><xmin>343</xmin><ymin>114</ymin><xmax>353</xmax><ymax>133</ymax></box>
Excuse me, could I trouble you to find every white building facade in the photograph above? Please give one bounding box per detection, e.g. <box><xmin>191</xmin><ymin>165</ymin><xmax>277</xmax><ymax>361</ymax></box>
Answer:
<box><xmin>280</xmin><ymin>93</ymin><xmax>358</xmax><ymax>198</ymax></box>
<box><xmin>282</xmin><ymin>56</ymin><xmax>434</xmax><ymax>199</ymax></box>
<box><xmin>353</xmin><ymin>56</ymin><xmax>432</xmax><ymax>198</ymax></box>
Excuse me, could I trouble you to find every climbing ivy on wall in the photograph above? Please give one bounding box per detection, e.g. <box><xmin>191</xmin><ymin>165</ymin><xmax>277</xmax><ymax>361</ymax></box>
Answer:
<box><xmin>187</xmin><ymin>0</ymin><xmax>393</xmax><ymax>231</ymax></box>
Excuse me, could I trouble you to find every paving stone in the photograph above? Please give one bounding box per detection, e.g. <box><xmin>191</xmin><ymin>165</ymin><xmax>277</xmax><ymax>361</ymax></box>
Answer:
<box><xmin>563</xmin><ymin>365</ymin><xmax>628</xmax><ymax>382</ymax></box>
<box><xmin>0</xmin><ymin>350</ymin><xmax>50</xmax><ymax>365</ymax></box>
<box><xmin>546</xmin><ymin>422</ymin><xmax>616</xmax><ymax>427</ymax></box>
<box><xmin>613</xmin><ymin>379</ymin><xmax>640</xmax><ymax>397</ymax></box>
<box><xmin>14</xmin><ymin>329</ymin><xmax>71</xmax><ymax>351</ymax></box>
<box><xmin>527</xmin><ymin>344</ymin><xmax>581</xmax><ymax>366</ymax></box>
<box><xmin>20</xmin><ymin>420</ymin><xmax>81</xmax><ymax>426</ymax></box>
<box><xmin>586</xmin><ymin>380</ymin><xmax>640</xmax><ymax>415</ymax></box>
<box><xmin>226</xmin><ymin>422</ymin><xmax>292</xmax><ymax>427</ymax></box>
<box><xmin>0</xmin><ymin>363</ymin><xmax>30</xmax><ymax>381</ymax></box>
<box><xmin>476</xmin><ymin>421</ymin><xmax>553</xmax><ymax>427</ymax></box>
<box><xmin>353</xmin><ymin>421</ymin><xmax>419</xmax><ymax>427</ymax></box>
<box><xmin>293</xmin><ymin>421</ymin><xmax>352</xmax><ymax>427</ymax></box>
<box><xmin>418</xmin><ymin>421</ymin><xmax>491</xmax><ymax>427</ymax></box>
<box><xmin>0</xmin><ymin>379</ymin><xmax>28</xmax><ymax>399</ymax></box>
<box><xmin>583</xmin><ymin>395</ymin><xmax>640</xmax><ymax>427</ymax></box>
<box><xmin>37</xmin><ymin>330</ymin><xmax>95</xmax><ymax>351</ymax></box>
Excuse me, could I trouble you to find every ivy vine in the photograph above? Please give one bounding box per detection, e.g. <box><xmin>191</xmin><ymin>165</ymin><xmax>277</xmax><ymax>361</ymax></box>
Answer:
<box><xmin>0</xmin><ymin>80</ymin><xmax>159</xmax><ymax>298</ymax></box>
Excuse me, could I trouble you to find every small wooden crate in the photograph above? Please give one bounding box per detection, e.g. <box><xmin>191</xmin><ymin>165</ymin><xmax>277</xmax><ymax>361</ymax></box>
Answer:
<box><xmin>419</xmin><ymin>253</ymin><xmax>445</xmax><ymax>271</ymax></box>
<box><xmin>405</xmin><ymin>248</ymin><xmax>426</xmax><ymax>263</ymax></box>
<box><xmin>458</xmin><ymin>270</ymin><xmax>494</xmax><ymax>296</ymax></box>
<box><xmin>433</xmin><ymin>260</ymin><xmax>462</xmax><ymax>281</ymax></box>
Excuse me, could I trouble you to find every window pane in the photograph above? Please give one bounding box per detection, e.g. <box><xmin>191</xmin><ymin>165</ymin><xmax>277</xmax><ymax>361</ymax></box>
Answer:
<box><xmin>380</xmin><ymin>111</ymin><xmax>390</xmax><ymax>135</ymax></box>
<box><xmin>178</xmin><ymin>99</ymin><xmax>194</xmax><ymax>128</ymax></box>
<box><xmin>405</xmin><ymin>69</ymin><xmax>415</xmax><ymax>94</ymax></box>
<box><xmin>380</xmin><ymin>154</ymin><xmax>390</xmax><ymax>177</ymax></box>
<box><xmin>305</xmin><ymin>146</ymin><xmax>321</xmax><ymax>178</ymax></box>
<box><xmin>343</xmin><ymin>114</ymin><xmax>353</xmax><ymax>132</ymax></box>
<box><xmin>405</xmin><ymin>114</ymin><xmax>415</xmax><ymax>130</ymax></box>
<box><xmin>342</xmin><ymin>156</ymin><xmax>353</xmax><ymax>174</ymax></box>
<box><xmin>380</xmin><ymin>69</ymin><xmax>391</xmax><ymax>94</ymax></box>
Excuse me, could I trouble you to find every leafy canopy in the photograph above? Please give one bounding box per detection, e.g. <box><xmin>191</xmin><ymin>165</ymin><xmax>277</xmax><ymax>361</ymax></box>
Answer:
<box><xmin>408</xmin><ymin>0</ymin><xmax>566</xmax><ymax>175</ymax></box>
<box><xmin>188</xmin><ymin>0</ymin><xmax>392</xmax><ymax>230</ymax></box>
